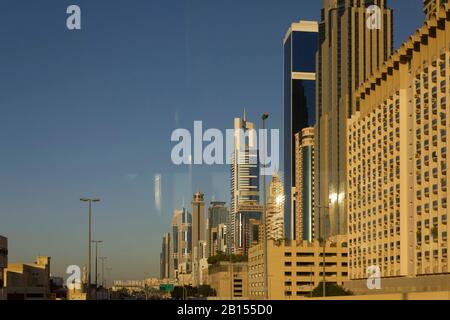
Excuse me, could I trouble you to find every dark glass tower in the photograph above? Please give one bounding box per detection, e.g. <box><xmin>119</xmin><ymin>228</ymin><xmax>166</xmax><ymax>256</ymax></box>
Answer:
<box><xmin>283</xmin><ymin>21</ymin><xmax>318</xmax><ymax>240</ymax></box>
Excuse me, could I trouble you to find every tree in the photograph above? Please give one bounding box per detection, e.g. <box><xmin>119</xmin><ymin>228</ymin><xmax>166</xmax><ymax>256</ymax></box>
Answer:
<box><xmin>311</xmin><ymin>282</ymin><xmax>353</xmax><ymax>297</ymax></box>
<box><xmin>197</xmin><ymin>285</ymin><xmax>215</xmax><ymax>297</ymax></box>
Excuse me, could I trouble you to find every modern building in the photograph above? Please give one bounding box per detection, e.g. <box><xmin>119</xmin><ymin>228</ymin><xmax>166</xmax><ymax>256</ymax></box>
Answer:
<box><xmin>283</xmin><ymin>20</ymin><xmax>318</xmax><ymax>240</ymax></box>
<box><xmin>424</xmin><ymin>0</ymin><xmax>448</xmax><ymax>19</ymax></box>
<box><xmin>208</xmin><ymin>261</ymin><xmax>249</xmax><ymax>299</ymax></box>
<box><xmin>171</xmin><ymin>208</ymin><xmax>192</xmax><ymax>279</ymax></box>
<box><xmin>191</xmin><ymin>192</ymin><xmax>205</xmax><ymax>286</ymax></box>
<box><xmin>160</xmin><ymin>233</ymin><xmax>171</xmax><ymax>280</ymax></box>
<box><xmin>0</xmin><ymin>236</ymin><xmax>7</xmax><ymax>300</ymax></box>
<box><xmin>347</xmin><ymin>3</ymin><xmax>450</xmax><ymax>286</ymax></box>
<box><xmin>230</xmin><ymin>115</ymin><xmax>260</xmax><ymax>254</ymax></box>
<box><xmin>316</xmin><ymin>0</ymin><xmax>393</xmax><ymax>240</ymax></box>
<box><xmin>248</xmin><ymin>239</ymin><xmax>348</xmax><ymax>300</ymax></box>
<box><xmin>3</xmin><ymin>256</ymin><xmax>51</xmax><ymax>300</ymax></box>
<box><xmin>208</xmin><ymin>202</ymin><xmax>229</xmax><ymax>256</ymax></box>
<box><xmin>294</xmin><ymin>128</ymin><xmax>316</xmax><ymax>242</ymax></box>
<box><xmin>266</xmin><ymin>172</ymin><xmax>285</xmax><ymax>241</ymax></box>
<box><xmin>235</xmin><ymin>201</ymin><xmax>263</xmax><ymax>256</ymax></box>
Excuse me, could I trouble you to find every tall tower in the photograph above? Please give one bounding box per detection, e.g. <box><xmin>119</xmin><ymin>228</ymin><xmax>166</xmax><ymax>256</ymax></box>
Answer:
<box><xmin>283</xmin><ymin>20</ymin><xmax>318</xmax><ymax>240</ymax></box>
<box><xmin>191</xmin><ymin>192</ymin><xmax>205</xmax><ymax>287</ymax></box>
<box><xmin>230</xmin><ymin>115</ymin><xmax>260</xmax><ymax>254</ymax></box>
<box><xmin>294</xmin><ymin>127</ymin><xmax>315</xmax><ymax>242</ymax></box>
<box><xmin>171</xmin><ymin>208</ymin><xmax>192</xmax><ymax>278</ymax></box>
<box><xmin>424</xmin><ymin>0</ymin><xmax>448</xmax><ymax>19</ymax></box>
<box><xmin>160</xmin><ymin>233</ymin><xmax>171</xmax><ymax>279</ymax></box>
<box><xmin>316</xmin><ymin>0</ymin><xmax>393</xmax><ymax>240</ymax></box>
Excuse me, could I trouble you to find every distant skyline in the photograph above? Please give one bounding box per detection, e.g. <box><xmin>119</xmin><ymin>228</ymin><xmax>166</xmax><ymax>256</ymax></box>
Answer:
<box><xmin>0</xmin><ymin>0</ymin><xmax>424</xmax><ymax>280</ymax></box>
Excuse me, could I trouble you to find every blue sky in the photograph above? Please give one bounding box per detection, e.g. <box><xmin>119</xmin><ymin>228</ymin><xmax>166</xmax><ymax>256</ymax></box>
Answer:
<box><xmin>0</xmin><ymin>0</ymin><xmax>424</xmax><ymax>280</ymax></box>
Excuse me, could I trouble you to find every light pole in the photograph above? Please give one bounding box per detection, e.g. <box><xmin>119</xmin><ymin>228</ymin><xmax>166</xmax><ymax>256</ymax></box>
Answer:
<box><xmin>80</xmin><ymin>197</ymin><xmax>100</xmax><ymax>298</ymax></box>
<box><xmin>91</xmin><ymin>240</ymin><xmax>103</xmax><ymax>287</ymax></box>
<box><xmin>261</xmin><ymin>113</ymin><xmax>269</xmax><ymax>300</ymax></box>
<box><xmin>99</xmin><ymin>257</ymin><xmax>107</xmax><ymax>288</ymax></box>
<box><xmin>316</xmin><ymin>204</ymin><xmax>329</xmax><ymax>298</ymax></box>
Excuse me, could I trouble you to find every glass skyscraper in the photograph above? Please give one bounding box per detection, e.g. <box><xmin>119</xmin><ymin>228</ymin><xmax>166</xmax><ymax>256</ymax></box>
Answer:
<box><xmin>283</xmin><ymin>21</ymin><xmax>318</xmax><ymax>240</ymax></box>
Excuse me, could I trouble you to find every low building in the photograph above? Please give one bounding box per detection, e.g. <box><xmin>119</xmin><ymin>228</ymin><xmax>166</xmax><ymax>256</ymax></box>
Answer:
<box><xmin>4</xmin><ymin>256</ymin><xmax>51</xmax><ymax>300</ymax></box>
<box><xmin>0</xmin><ymin>236</ymin><xmax>7</xmax><ymax>300</ymax></box>
<box><xmin>208</xmin><ymin>261</ymin><xmax>248</xmax><ymax>299</ymax></box>
<box><xmin>248</xmin><ymin>239</ymin><xmax>348</xmax><ymax>300</ymax></box>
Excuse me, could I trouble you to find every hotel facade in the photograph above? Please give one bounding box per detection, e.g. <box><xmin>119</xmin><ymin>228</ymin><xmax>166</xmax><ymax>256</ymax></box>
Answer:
<box><xmin>347</xmin><ymin>3</ymin><xmax>450</xmax><ymax>285</ymax></box>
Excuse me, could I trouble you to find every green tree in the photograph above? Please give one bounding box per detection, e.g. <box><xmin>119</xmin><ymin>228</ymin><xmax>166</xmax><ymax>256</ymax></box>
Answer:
<box><xmin>311</xmin><ymin>282</ymin><xmax>353</xmax><ymax>297</ymax></box>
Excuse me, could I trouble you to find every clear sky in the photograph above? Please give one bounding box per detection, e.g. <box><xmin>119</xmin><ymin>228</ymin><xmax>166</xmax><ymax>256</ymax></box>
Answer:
<box><xmin>0</xmin><ymin>0</ymin><xmax>424</xmax><ymax>280</ymax></box>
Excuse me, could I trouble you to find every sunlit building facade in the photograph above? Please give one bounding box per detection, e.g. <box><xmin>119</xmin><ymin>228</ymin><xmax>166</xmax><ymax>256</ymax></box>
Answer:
<box><xmin>347</xmin><ymin>4</ymin><xmax>450</xmax><ymax>281</ymax></box>
<box><xmin>316</xmin><ymin>0</ymin><xmax>393</xmax><ymax>240</ymax></box>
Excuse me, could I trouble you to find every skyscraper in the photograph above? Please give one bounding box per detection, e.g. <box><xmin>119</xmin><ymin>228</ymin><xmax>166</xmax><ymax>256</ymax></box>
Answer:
<box><xmin>191</xmin><ymin>192</ymin><xmax>205</xmax><ymax>287</ymax></box>
<box><xmin>294</xmin><ymin>127</ymin><xmax>315</xmax><ymax>242</ymax></box>
<box><xmin>283</xmin><ymin>20</ymin><xmax>318</xmax><ymax>240</ymax></box>
<box><xmin>316</xmin><ymin>0</ymin><xmax>393</xmax><ymax>240</ymax></box>
<box><xmin>160</xmin><ymin>233</ymin><xmax>171</xmax><ymax>280</ymax></box>
<box><xmin>424</xmin><ymin>0</ymin><xmax>448</xmax><ymax>19</ymax></box>
<box><xmin>208</xmin><ymin>201</ymin><xmax>229</xmax><ymax>257</ymax></box>
<box><xmin>230</xmin><ymin>115</ymin><xmax>260</xmax><ymax>254</ymax></box>
<box><xmin>266</xmin><ymin>172</ymin><xmax>285</xmax><ymax>241</ymax></box>
<box><xmin>171</xmin><ymin>208</ymin><xmax>192</xmax><ymax>278</ymax></box>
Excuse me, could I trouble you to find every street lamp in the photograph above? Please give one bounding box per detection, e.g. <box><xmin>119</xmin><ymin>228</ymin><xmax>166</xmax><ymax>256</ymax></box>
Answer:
<box><xmin>261</xmin><ymin>112</ymin><xmax>269</xmax><ymax>300</ymax></box>
<box><xmin>316</xmin><ymin>204</ymin><xmax>329</xmax><ymax>298</ymax></box>
<box><xmin>91</xmin><ymin>240</ymin><xmax>103</xmax><ymax>287</ymax></box>
<box><xmin>80</xmin><ymin>197</ymin><xmax>100</xmax><ymax>297</ymax></box>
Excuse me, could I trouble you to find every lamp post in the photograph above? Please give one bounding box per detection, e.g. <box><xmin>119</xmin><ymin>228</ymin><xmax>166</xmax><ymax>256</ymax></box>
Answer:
<box><xmin>91</xmin><ymin>240</ymin><xmax>103</xmax><ymax>287</ymax></box>
<box><xmin>261</xmin><ymin>113</ymin><xmax>269</xmax><ymax>300</ymax></box>
<box><xmin>316</xmin><ymin>204</ymin><xmax>329</xmax><ymax>298</ymax></box>
<box><xmin>80</xmin><ymin>198</ymin><xmax>100</xmax><ymax>298</ymax></box>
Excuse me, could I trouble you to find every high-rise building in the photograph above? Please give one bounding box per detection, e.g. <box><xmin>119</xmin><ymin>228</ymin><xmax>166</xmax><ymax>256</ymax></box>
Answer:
<box><xmin>160</xmin><ymin>233</ymin><xmax>171</xmax><ymax>280</ymax></box>
<box><xmin>230</xmin><ymin>115</ymin><xmax>260</xmax><ymax>254</ymax></box>
<box><xmin>347</xmin><ymin>3</ymin><xmax>450</xmax><ymax>290</ymax></box>
<box><xmin>283</xmin><ymin>20</ymin><xmax>318</xmax><ymax>240</ymax></box>
<box><xmin>171</xmin><ymin>208</ymin><xmax>192</xmax><ymax>278</ymax></box>
<box><xmin>294</xmin><ymin>128</ymin><xmax>315</xmax><ymax>242</ymax></box>
<box><xmin>316</xmin><ymin>0</ymin><xmax>393</xmax><ymax>240</ymax></box>
<box><xmin>424</xmin><ymin>0</ymin><xmax>448</xmax><ymax>19</ymax></box>
<box><xmin>208</xmin><ymin>202</ymin><xmax>229</xmax><ymax>257</ymax></box>
<box><xmin>235</xmin><ymin>201</ymin><xmax>263</xmax><ymax>256</ymax></box>
<box><xmin>266</xmin><ymin>172</ymin><xmax>285</xmax><ymax>241</ymax></box>
<box><xmin>191</xmin><ymin>192</ymin><xmax>205</xmax><ymax>287</ymax></box>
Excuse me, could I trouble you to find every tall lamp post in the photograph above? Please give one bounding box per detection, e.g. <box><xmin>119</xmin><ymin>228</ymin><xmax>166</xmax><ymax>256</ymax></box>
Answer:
<box><xmin>91</xmin><ymin>240</ymin><xmax>103</xmax><ymax>287</ymax></box>
<box><xmin>80</xmin><ymin>197</ymin><xmax>100</xmax><ymax>297</ymax></box>
<box><xmin>316</xmin><ymin>204</ymin><xmax>329</xmax><ymax>297</ymax></box>
<box><xmin>261</xmin><ymin>113</ymin><xmax>269</xmax><ymax>300</ymax></box>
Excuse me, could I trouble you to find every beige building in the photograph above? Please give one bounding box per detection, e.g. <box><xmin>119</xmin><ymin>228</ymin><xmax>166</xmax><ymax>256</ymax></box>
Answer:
<box><xmin>192</xmin><ymin>192</ymin><xmax>206</xmax><ymax>287</ymax></box>
<box><xmin>208</xmin><ymin>261</ymin><xmax>248</xmax><ymax>299</ymax></box>
<box><xmin>267</xmin><ymin>172</ymin><xmax>285</xmax><ymax>242</ymax></box>
<box><xmin>171</xmin><ymin>208</ymin><xmax>192</xmax><ymax>279</ymax></box>
<box><xmin>3</xmin><ymin>256</ymin><xmax>51</xmax><ymax>300</ymax></box>
<box><xmin>316</xmin><ymin>0</ymin><xmax>393</xmax><ymax>240</ymax></box>
<box><xmin>424</xmin><ymin>0</ymin><xmax>448</xmax><ymax>20</ymax></box>
<box><xmin>347</xmin><ymin>3</ymin><xmax>450</xmax><ymax>283</ymax></box>
<box><xmin>248</xmin><ymin>239</ymin><xmax>348</xmax><ymax>300</ymax></box>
